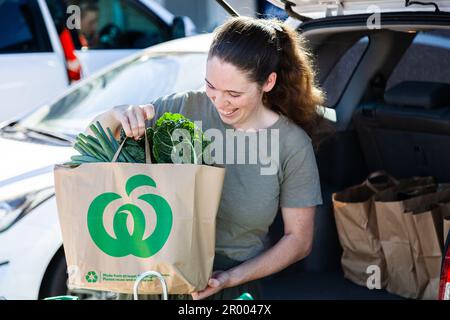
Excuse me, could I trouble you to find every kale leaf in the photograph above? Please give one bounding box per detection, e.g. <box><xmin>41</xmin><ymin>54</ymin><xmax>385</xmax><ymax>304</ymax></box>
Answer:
<box><xmin>119</xmin><ymin>112</ymin><xmax>212</xmax><ymax>165</ymax></box>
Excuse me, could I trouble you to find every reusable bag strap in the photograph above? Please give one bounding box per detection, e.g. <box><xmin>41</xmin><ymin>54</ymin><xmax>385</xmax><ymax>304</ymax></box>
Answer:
<box><xmin>112</xmin><ymin>138</ymin><xmax>127</xmax><ymax>163</ymax></box>
<box><xmin>133</xmin><ymin>271</ymin><xmax>168</xmax><ymax>300</ymax></box>
<box><xmin>145</xmin><ymin>130</ymin><xmax>152</xmax><ymax>164</ymax></box>
<box><xmin>112</xmin><ymin>132</ymin><xmax>152</xmax><ymax>164</ymax></box>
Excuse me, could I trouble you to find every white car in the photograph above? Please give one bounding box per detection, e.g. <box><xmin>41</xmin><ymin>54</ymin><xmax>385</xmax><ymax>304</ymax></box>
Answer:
<box><xmin>0</xmin><ymin>0</ymin><xmax>195</xmax><ymax>124</ymax></box>
<box><xmin>0</xmin><ymin>33</ymin><xmax>211</xmax><ymax>300</ymax></box>
<box><xmin>1</xmin><ymin>0</ymin><xmax>450</xmax><ymax>300</ymax></box>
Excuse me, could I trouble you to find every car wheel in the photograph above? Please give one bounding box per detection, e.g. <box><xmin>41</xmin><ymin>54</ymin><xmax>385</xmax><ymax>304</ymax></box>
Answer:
<box><xmin>40</xmin><ymin>250</ymin><xmax>117</xmax><ymax>300</ymax></box>
<box><xmin>39</xmin><ymin>250</ymin><xmax>68</xmax><ymax>299</ymax></box>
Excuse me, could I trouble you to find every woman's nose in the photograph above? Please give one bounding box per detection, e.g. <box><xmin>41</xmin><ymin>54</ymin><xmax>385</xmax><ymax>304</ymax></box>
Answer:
<box><xmin>214</xmin><ymin>93</ymin><xmax>230</xmax><ymax>109</ymax></box>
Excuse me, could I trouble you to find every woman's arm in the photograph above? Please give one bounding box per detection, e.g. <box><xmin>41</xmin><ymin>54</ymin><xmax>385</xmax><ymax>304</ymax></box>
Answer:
<box><xmin>84</xmin><ymin>108</ymin><xmax>121</xmax><ymax>138</ymax></box>
<box><xmin>191</xmin><ymin>206</ymin><xmax>315</xmax><ymax>299</ymax></box>
<box><xmin>229</xmin><ymin>206</ymin><xmax>315</xmax><ymax>284</ymax></box>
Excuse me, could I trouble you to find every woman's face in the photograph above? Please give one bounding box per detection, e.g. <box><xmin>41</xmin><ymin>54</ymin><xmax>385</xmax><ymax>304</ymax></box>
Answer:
<box><xmin>205</xmin><ymin>56</ymin><xmax>268</xmax><ymax>129</ymax></box>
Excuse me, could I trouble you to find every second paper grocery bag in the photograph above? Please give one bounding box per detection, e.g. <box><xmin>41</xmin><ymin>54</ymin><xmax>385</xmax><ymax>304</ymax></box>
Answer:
<box><xmin>332</xmin><ymin>171</ymin><xmax>397</xmax><ymax>287</ymax></box>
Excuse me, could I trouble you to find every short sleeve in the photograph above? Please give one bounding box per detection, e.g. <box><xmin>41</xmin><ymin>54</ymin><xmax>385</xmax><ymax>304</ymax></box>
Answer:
<box><xmin>280</xmin><ymin>141</ymin><xmax>323</xmax><ymax>208</ymax></box>
<box><xmin>146</xmin><ymin>91</ymin><xmax>190</xmax><ymax>127</ymax></box>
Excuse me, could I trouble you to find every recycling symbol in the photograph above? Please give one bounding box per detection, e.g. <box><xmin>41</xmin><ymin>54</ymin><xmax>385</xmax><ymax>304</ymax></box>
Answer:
<box><xmin>87</xmin><ymin>174</ymin><xmax>173</xmax><ymax>258</ymax></box>
<box><xmin>86</xmin><ymin>271</ymin><xmax>98</xmax><ymax>283</ymax></box>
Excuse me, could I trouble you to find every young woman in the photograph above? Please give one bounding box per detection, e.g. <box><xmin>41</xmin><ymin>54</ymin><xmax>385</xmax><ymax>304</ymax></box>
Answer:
<box><xmin>87</xmin><ymin>16</ymin><xmax>325</xmax><ymax>300</ymax></box>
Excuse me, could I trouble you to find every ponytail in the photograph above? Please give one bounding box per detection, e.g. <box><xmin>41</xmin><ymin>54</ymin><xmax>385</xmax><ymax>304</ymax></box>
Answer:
<box><xmin>264</xmin><ymin>22</ymin><xmax>327</xmax><ymax>148</ymax></box>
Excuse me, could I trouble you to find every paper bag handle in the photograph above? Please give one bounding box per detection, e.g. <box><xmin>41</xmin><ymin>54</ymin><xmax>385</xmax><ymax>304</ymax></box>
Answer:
<box><xmin>133</xmin><ymin>271</ymin><xmax>168</xmax><ymax>300</ymax></box>
<box><xmin>364</xmin><ymin>170</ymin><xmax>399</xmax><ymax>193</ymax></box>
<box><xmin>112</xmin><ymin>130</ymin><xmax>152</xmax><ymax>164</ymax></box>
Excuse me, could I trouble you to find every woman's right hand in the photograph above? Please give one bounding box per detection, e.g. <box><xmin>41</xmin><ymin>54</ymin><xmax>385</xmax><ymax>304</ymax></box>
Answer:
<box><xmin>111</xmin><ymin>104</ymin><xmax>155</xmax><ymax>140</ymax></box>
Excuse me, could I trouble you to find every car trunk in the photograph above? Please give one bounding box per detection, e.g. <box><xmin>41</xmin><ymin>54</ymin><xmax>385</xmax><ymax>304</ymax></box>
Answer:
<box><xmin>256</xmin><ymin>10</ymin><xmax>450</xmax><ymax>299</ymax></box>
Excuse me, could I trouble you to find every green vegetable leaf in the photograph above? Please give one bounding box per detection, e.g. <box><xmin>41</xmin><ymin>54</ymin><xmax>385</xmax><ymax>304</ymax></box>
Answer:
<box><xmin>152</xmin><ymin>112</ymin><xmax>205</xmax><ymax>164</ymax></box>
<box><xmin>70</xmin><ymin>113</ymin><xmax>213</xmax><ymax>165</ymax></box>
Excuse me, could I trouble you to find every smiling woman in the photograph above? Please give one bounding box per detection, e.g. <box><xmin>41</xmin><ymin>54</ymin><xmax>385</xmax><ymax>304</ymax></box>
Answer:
<box><xmin>204</xmin><ymin>56</ymin><xmax>279</xmax><ymax>130</ymax></box>
<box><xmin>89</xmin><ymin>16</ymin><xmax>326</xmax><ymax>300</ymax></box>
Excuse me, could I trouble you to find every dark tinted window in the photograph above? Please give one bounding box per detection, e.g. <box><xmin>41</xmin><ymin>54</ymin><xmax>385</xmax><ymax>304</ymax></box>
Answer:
<box><xmin>387</xmin><ymin>30</ymin><xmax>450</xmax><ymax>89</ymax></box>
<box><xmin>64</xmin><ymin>0</ymin><xmax>171</xmax><ymax>50</ymax></box>
<box><xmin>46</xmin><ymin>0</ymin><xmax>68</xmax><ymax>33</ymax></box>
<box><xmin>322</xmin><ymin>37</ymin><xmax>369</xmax><ymax>108</ymax></box>
<box><xmin>0</xmin><ymin>0</ymin><xmax>52</xmax><ymax>53</ymax></box>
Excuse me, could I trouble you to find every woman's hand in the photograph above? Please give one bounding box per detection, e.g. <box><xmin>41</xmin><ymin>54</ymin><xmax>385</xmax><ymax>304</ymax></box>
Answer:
<box><xmin>191</xmin><ymin>270</ymin><xmax>231</xmax><ymax>300</ymax></box>
<box><xmin>111</xmin><ymin>104</ymin><xmax>155</xmax><ymax>140</ymax></box>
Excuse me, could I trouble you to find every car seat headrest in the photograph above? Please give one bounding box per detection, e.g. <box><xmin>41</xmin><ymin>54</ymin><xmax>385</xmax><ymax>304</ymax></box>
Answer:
<box><xmin>384</xmin><ymin>81</ymin><xmax>450</xmax><ymax>109</ymax></box>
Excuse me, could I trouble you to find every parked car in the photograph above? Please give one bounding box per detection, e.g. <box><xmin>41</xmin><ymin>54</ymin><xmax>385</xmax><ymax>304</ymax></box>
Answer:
<box><xmin>1</xmin><ymin>0</ymin><xmax>450</xmax><ymax>300</ymax></box>
<box><xmin>0</xmin><ymin>0</ymin><xmax>195</xmax><ymax>124</ymax></box>
<box><xmin>0</xmin><ymin>33</ymin><xmax>210</xmax><ymax>300</ymax></box>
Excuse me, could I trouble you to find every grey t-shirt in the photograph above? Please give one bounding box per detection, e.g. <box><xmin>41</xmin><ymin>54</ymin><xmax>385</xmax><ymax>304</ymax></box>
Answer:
<box><xmin>147</xmin><ymin>90</ymin><xmax>322</xmax><ymax>261</ymax></box>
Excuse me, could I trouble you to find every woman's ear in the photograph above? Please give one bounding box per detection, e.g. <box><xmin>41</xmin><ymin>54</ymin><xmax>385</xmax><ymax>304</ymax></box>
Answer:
<box><xmin>262</xmin><ymin>72</ymin><xmax>277</xmax><ymax>93</ymax></box>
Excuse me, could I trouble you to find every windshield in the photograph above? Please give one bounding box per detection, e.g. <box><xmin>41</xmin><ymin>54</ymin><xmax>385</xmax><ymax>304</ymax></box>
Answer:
<box><xmin>19</xmin><ymin>52</ymin><xmax>207</xmax><ymax>137</ymax></box>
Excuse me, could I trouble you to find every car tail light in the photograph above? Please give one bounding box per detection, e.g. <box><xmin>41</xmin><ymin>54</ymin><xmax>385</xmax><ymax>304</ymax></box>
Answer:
<box><xmin>439</xmin><ymin>232</ymin><xmax>450</xmax><ymax>300</ymax></box>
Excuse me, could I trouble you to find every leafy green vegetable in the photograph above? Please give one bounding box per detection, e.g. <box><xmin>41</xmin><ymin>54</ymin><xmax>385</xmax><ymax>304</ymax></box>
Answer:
<box><xmin>118</xmin><ymin>127</ymin><xmax>149</xmax><ymax>163</ymax></box>
<box><xmin>64</xmin><ymin>121</ymin><xmax>129</xmax><ymax>166</ymax></box>
<box><xmin>152</xmin><ymin>112</ymin><xmax>203</xmax><ymax>164</ymax></box>
<box><xmin>119</xmin><ymin>112</ymin><xmax>212</xmax><ymax>165</ymax></box>
<box><xmin>66</xmin><ymin>113</ymin><xmax>213</xmax><ymax>166</ymax></box>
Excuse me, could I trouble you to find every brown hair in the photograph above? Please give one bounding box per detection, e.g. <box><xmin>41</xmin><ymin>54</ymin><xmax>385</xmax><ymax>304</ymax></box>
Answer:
<box><xmin>208</xmin><ymin>17</ymin><xmax>328</xmax><ymax>148</ymax></box>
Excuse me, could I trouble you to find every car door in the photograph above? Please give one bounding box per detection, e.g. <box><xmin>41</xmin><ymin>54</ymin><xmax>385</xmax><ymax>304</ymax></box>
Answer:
<box><xmin>0</xmin><ymin>0</ymin><xmax>68</xmax><ymax>124</ymax></box>
<box><xmin>67</xmin><ymin>0</ymin><xmax>173</xmax><ymax>75</ymax></box>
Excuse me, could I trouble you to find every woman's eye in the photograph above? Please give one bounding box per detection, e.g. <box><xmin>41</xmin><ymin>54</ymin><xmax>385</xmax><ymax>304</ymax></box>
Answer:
<box><xmin>229</xmin><ymin>93</ymin><xmax>241</xmax><ymax>98</ymax></box>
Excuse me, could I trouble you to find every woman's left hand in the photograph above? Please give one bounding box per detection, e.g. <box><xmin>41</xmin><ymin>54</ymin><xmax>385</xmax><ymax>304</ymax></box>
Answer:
<box><xmin>191</xmin><ymin>270</ymin><xmax>231</xmax><ymax>300</ymax></box>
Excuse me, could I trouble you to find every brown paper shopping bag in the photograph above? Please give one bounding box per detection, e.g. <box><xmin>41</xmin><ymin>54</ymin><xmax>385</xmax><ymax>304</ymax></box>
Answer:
<box><xmin>54</xmin><ymin>135</ymin><xmax>225</xmax><ymax>294</ymax></box>
<box><xmin>401</xmin><ymin>187</ymin><xmax>450</xmax><ymax>300</ymax></box>
<box><xmin>332</xmin><ymin>171</ymin><xmax>397</xmax><ymax>287</ymax></box>
<box><xmin>402</xmin><ymin>203</ymin><xmax>445</xmax><ymax>299</ymax></box>
<box><xmin>374</xmin><ymin>180</ymin><xmax>450</xmax><ymax>299</ymax></box>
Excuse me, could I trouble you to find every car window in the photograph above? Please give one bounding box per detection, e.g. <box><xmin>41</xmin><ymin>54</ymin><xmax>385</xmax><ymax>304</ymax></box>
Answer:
<box><xmin>321</xmin><ymin>37</ymin><xmax>369</xmax><ymax>108</ymax></box>
<box><xmin>64</xmin><ymin>0</ymin><xmax>171</xmax><ymax>50</ymax></box>
<box><xmin>257</xmin><ymin>0</ymin><xmax>288</xmax><ymax>20</ymax></box>
<box><xmin>386</xmin><ymin>30</ymin><xmax>450</xmax><ymax>90</ymax></box>
<box><xmin>20</xmin><ymin>53</ymin><xmax>207</xmax><ymax>136</ymax></box>
<box><xmin>0</xmin><ymin>0</ymin><xmax>52</xmax><ymax>53</ymax></box>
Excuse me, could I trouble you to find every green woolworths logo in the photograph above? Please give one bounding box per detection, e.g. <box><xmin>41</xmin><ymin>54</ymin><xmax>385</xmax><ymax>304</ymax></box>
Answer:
<box><xmin>87</xmin><ymin>174</ymin><xmax>173</xmax><ymax>258</ymax></box>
